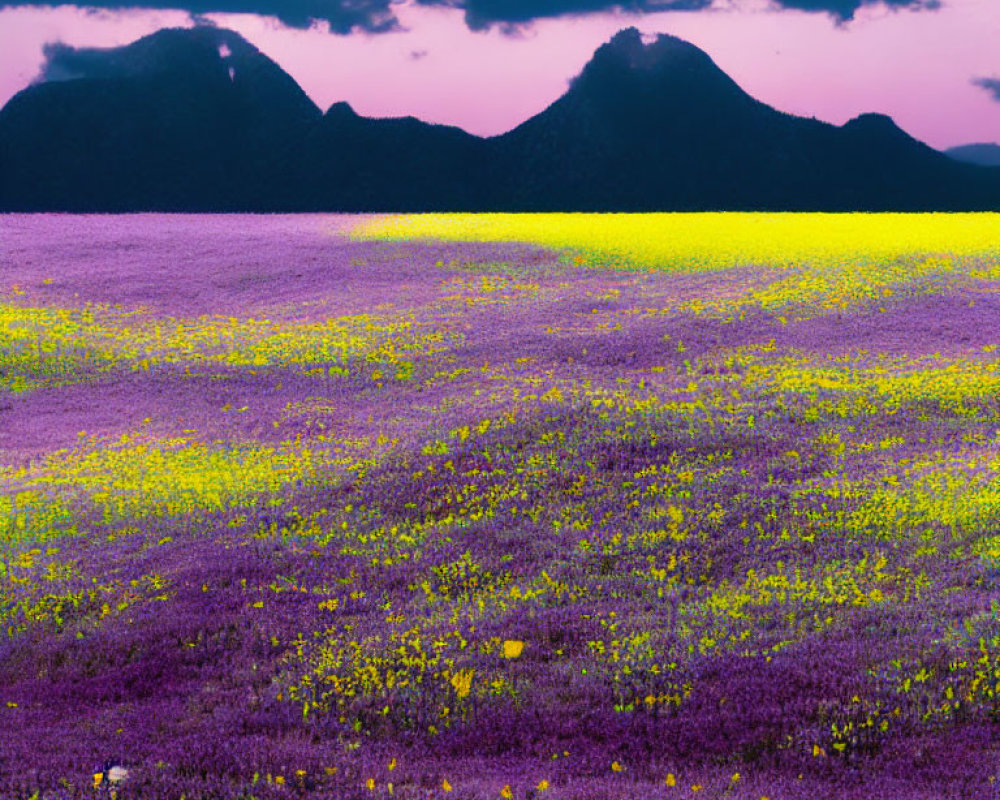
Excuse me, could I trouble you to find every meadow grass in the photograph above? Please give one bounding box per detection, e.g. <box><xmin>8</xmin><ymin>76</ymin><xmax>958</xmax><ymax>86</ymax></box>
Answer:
<box><xmin>2</xmin><ymin>213</ymin><xmax>1000</xmax><ymax>799</ymax></box>
<box><xmin>356</xmin><ymin>212</ymin><xmax>1000</xmax><ymax>271</ymax></box>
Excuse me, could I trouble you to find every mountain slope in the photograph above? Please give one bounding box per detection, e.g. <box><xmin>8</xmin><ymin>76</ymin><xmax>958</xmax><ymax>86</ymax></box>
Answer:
<box><xmin>814</xmin><ymin>114</ymin><xmax>1000</xmax><ymax>209</ymax></box>
<box><xmin>290</xmin><ymin>102</ymin><xmax>492</xmax><ymax>211</ymax></box>
<box><xmin>0</xmin><ymin>27</ymin><xmax>320</xmax><ymax>211</ymax></box>
<box><xmin>0</xmin><ymin>25</ymin><xmax>997</xmax><ymax>211</ymax></box>
<box><xmin>490</xmin><ymin>28</ymin><xmax>818</xmax><ymax>210</ymax></box>
<box><xmin>489</xmin><ymin>28</ymin><xmax>999</xmax><ymax>211</ymax></box>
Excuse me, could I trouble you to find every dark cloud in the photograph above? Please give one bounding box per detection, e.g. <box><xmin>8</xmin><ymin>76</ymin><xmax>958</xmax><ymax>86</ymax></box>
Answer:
<box><xmin>414</xmin><ymin>0</ymin><xmax>711</xmax><ymax>32</ymax></box>
<box><xmin>412</xmin><ymin>0</ymin><xmax>938</xmax><ymax>30</ymax></box>
<box><xmin>766</xmin><ymin>0</ymin><xmax>939</xmax><ymax>22</ymax></box>
<box><xmin>0</xmin><ymin>0</ymin><xmax>941</xmax><ymax>35</ymax></box>
<box><xmin>972</xmin><ymin>76</ymin><xmax>1000</xmax><ymax>103</ymax></box>
<box><xmin>2</xmin><ymin>0</ymin><xmax>398</xmax><ymax>34</ymax></box>
<box><xmin>38</xmin><ymin>41</ymin><xmax>114</xmax><ymax>81</ymax></box>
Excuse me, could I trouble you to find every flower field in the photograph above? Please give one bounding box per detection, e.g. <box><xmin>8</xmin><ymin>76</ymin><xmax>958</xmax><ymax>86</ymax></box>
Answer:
<box><xmin>2</xmin><ymin>212</ymin><xmax>1000</xmax><ymax>799</ymax></box>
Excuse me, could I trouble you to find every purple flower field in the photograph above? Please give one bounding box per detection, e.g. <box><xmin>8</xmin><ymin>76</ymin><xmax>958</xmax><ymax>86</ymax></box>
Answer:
<box><xmin>2</xmin><ymin>213</ymin><xmax>1000</xmax><ymax>800</ymax></box>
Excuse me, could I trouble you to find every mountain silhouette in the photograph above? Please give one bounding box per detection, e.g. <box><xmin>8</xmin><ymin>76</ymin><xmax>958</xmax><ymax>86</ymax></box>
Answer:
<box><xmin>488</xmin><ymin>29</ymin><xmax>999</xmax><ymax>211</ymax></box>
<box><xmin>289</xmin><ymin>101</ymin><xmax>492</xmax><ymax>211</ymax></box>
<box><xmin>945</xmin><ymin>143</ymin><xmax>1000</xmax><ymax>168</ymax></box>
<box><xmin>0</xmin><ymin>27</ymin><xmax>320</xmax><ymax>211</ymax></box>
<box><xmin>1</xmin><ymin>25</ymin><xmax>997</xmax><ymax>211</ymax></box>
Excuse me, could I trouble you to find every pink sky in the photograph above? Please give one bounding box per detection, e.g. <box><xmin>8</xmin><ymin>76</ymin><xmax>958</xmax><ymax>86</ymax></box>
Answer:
<box><xmin>0</xmin><ymin>0</ymin><xmax>998</xmax><ymax>149</ymax></box>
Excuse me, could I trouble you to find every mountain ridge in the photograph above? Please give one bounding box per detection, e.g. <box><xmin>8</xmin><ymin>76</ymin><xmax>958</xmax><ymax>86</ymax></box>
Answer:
<box><xmin>1</xmin><ymin>25</ymin><xmax>997</xmax><ymax>212</ymax></box>
<box><xmin>945</xmin><ymin>143</ymin><xmax>1000</xmax><ymax>168</ymax></box>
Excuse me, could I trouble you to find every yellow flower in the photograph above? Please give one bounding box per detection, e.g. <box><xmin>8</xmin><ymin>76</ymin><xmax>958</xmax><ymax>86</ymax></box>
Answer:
<box><xmin>536</xmin><ymin>779</ymin><xmax>550</xmax><ymax>791</ymax></box>
<box><xmin>388</xmin><ymin>758</ymin><xmax>397</xmax><ymax>771</ymax></box>
<box><xmin>366</xmin><ymin>778</ymin><xmax>375</xmax><ymax>791</ymax></box>
<box><xmin>665</xmin><ymin>773</ymin><xmax>676</xmax><ymax>787</ymax></box>
<box><xmin>450</xmin><ymin>669</ymin><xmax>474</xmax><ymax>698</ymax></box>
<box><xmin>692</xmin><ymin>785</ymin><xmax>703</xmax><ymax>793</ymax></box>
<box><xmin>611</xmin><ymin>761</ymin><xmax>625</xmax><ymax>772</ymax></box>
<box><xmin>324</xmin><ymin>767</ymin><xmax>338</xmax><ymax>775</ymax></box>
<box><xmin>501</xmin><ymin>784</ymin><xmax>514</xmax><ymax>799</ymax></box>
<box><xmin>502</xmin><ymin>640</ymin><xmax>524</xmax><ymax>659</ymax></box>
<box><xmin>274</xmin><ymin>776</ymin><xmax>285</xmax><ymax>786</ymax></box>
<box><xmin>813</xmin><ymin>744</ymin><xmax>825</xmax><ymax>757</ymax></box>
<box><xmin>442</xmin><ymin>778</ymin><xmax>453</xmax><ymax>792</ymax></box>
<box><xmin>93</xmin><ymin>773</ymin><xmax>103</xmax><ymax>789</ymax></box>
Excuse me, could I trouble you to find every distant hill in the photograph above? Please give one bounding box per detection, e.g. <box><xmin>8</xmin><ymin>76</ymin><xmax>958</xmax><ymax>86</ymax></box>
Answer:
<box><xmin>0</xmin><ymin>27</ymin><xmax>320</xmax><ymax>211</ymax></box>
<box><xmin>945</xmin><ymin>143</ymin><xmax>1000</xmax><ymax>168</ymax></box>
<box><xmin>1</xmin><ymin>25</ymin><xmax>998</xmax><ymax>211</ymax></box>
<box><xmin>291</xmin><ymin>101</ymin><xmax>493</xmax><ymax>212</ymax></box>
<box><xmin>487</xmin><ymin>28</ymin><xmax>999</xmax><ymax>211</ymax></box>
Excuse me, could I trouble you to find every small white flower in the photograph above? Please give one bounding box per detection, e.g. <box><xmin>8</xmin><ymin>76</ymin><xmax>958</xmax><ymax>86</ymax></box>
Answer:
<box><xmin>108</xmin><ymin>766</ymin><xmax>129</xmax><ymax>783</ymax></box>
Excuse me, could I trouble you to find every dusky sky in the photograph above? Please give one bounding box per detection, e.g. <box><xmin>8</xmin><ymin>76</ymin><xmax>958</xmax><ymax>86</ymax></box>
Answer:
<box><xmin>0</xmin><ymin>0</ymin><xmax>997</xmax><ymax>149</ymax></box>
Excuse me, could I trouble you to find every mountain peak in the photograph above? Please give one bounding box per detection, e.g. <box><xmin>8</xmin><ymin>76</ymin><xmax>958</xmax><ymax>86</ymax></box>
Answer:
<box><xmin>32</xmin><ymin>25</ymin><xmax>321</xmax><ymax>124</ymax></box>
<box><xmin>38</xmin><ymin>26</ymin><xmax>258</xmax><ymax>84</ymax></box>
<box><xmin>555</xmin><ymin>26</ymin><xmax>752</xmax><ymax>125</ymax></box>
<box><xmin>841</xmin><ymin>112</ymin><xmax>920</xmax><ymax>147</ymax></box>
<box><xmin>587</xmin><ymin>27</ymin><xmax>715</xmax><ymax>75</ymax></box>
<box><xmin>843</xmin><ymin>112</ymin><xmax>900</xmax><ymax>131</ymax></box>
<box><xmin>568</xmin><ymin>27</ymin><xmax>740</xmax><ymax>102</ymax></box>
<box><xmin>326</xmin><ymin>100</ymin><xmax>360</xmax><ymax>119</ymax></box>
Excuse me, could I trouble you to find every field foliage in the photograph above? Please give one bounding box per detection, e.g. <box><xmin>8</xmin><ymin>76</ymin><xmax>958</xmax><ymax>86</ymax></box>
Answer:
<box><xmin>2</xmin><ymin>213</ymin><xmax>1000</xmax><ymax>799</ymax></box>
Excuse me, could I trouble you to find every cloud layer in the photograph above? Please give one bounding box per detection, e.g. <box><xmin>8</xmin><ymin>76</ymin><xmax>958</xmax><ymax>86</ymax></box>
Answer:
<box><xmin>415</xmin><ymin>0</ymin><xmax>939</xmax><ymax>29</ymax></box>
<box><xmin>765</xmin><ymin>0</ymin><xmax>939</xmax><ymax>22</ymax></box>
<box><xmin>415</xmin><ymin>0</ymin><xmax>711</xmax><ymax>32</ymax></box>
<box><xmin>1</xmin><ymin>0</ymin><xmax>941</xmax><ymax>34</ymax></box>
<box><xmin>5</xmin><ymin>0</ymin><xmax>397</xmax><ymax>33</ymax></box>
<box><xmin>972</xmin><ymin>76</ymin><xmax>1000</xmax><ymax>103</ymax></box>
